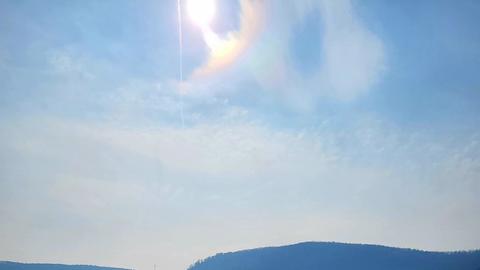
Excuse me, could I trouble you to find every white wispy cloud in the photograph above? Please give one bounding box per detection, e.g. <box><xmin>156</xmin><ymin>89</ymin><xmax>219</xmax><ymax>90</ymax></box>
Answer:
<box><xmin>276</xmin><ymin>0</ymin><xmax>385</xmax><ymax>102</ymax></box>
<box><xmin>0</xmin><ymin>1</ymin><xmax>477</xmax><ymax>270</ymax></box>
<box><xmin>1</xmin><ymin>112</ymin><xmax>479</xmax><ymax>270</ymax></box>
<box><xmin>188</xmin><ymin>0</ymin><xmax>385</xmax><ymax>107</ymax></box>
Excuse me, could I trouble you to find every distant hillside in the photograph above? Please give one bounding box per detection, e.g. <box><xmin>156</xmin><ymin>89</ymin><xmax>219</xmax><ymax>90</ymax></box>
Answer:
<box><xmin>188</xmin><ymin>242</ymin><xmax>480</xmax><ymax>270</ymax></box>
<box><xmin>0</xmin><ymin>262</ymin><xmax>127</xmax><ymax>270</ymax></box>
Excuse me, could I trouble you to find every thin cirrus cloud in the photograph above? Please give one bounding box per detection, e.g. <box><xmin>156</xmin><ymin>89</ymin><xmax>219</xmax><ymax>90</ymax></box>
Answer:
<box><xmin>1</xmin><ymin>113</ymin><xmax>479</xmax><ymax>270</ymax></box>
<box><xmin>0</xmin><ymin>1</ymin><xmax>479</xmax><ymax>270</ymax></box>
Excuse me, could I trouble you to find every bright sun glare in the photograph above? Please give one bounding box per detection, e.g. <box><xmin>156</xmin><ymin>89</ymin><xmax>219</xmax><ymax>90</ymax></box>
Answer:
<box><xmin>187</xmin><ymin>0</ymin><xmax>216</xmax><ymax>28</ymax></box>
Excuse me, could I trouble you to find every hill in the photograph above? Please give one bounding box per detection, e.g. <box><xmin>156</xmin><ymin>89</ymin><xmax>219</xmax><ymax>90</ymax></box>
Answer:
<box><xmin>0</xmin><ymin>262</ymin><xmax>127</xmax><ymax>270</ymax></box>
<box><xmin>188</xmin><ymin>242</ymin><xmax>480</xmax><ymax>270</ymax></box>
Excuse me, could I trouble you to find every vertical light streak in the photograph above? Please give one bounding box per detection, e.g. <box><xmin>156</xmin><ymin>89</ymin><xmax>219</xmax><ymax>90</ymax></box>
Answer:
<box><xmin>177</xmin><ymin>0</ymin><xmax>185</xmax><ymax>127</ymax></box>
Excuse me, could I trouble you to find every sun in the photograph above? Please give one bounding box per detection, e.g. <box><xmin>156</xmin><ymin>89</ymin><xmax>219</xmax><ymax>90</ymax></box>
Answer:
<box><xmin>187</xmin><ymin>0</ymin><xmax>216</xmax><ymax>28</ymax></box>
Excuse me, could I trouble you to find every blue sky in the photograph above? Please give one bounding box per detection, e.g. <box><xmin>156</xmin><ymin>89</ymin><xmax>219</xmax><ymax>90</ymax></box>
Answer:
<box><xmin>1</xmin><ymin>1</ymin><xmax>480</xmax><ymax>270</ymax></box>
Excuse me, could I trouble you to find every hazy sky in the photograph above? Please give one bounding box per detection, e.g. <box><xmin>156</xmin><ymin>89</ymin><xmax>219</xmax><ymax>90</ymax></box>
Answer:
<box><xmin>1</xmin><ymin>0</ymin><xmax>480</xmax><ymax>270</ymax></box>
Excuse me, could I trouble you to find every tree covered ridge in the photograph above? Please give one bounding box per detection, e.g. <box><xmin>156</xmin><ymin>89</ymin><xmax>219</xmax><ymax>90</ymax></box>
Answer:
<box><xmin>188</xmin><ymin>241</ymin><xmax>480</xmax><ymax>270</ymax></box>
<box><xmin>0</xmin><ymin>261</ymin><xmax>128</xmax><ymax>270</ymax></box>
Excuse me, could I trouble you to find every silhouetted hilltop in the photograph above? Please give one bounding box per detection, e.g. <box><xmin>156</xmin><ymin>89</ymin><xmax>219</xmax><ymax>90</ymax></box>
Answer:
<box><xmin>0</xmin><ymin>262</ymin><xmax>127</xmax><ymax>270</ymax></box>
<box><xmin>188</xmin><ymin>242</ymin><xmax>480</xmax><ymax>270</ymax></box>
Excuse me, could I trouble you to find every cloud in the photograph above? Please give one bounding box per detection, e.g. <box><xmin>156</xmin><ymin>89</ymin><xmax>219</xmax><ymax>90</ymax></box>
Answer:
<box><xmin>0</xmin><ymin>1</ymin><xmax>477</xmax><ymax>270</ymax></box>
<box><xmin>187</xmin><ymin>0</ymin><xmax>385</xmax><ymax>106</ymax></box>
<box><xmin>1</xmin><ymin>113</ymin><xmax>479</xmax><ymax>270</ymax></box>
<box><xmin>275</xmin><ymin>0</ymin><xmax>386</xmax><ymax>103</ymax></box>
<box><xmin>315</xmin><ymin>0</ymin><xmax>385</xmax><ymax>100</ymax></box>
<box><xmin>48</xmin><ymin>50</ymin><xmax>94</xmax><ymax>79</ymax></box>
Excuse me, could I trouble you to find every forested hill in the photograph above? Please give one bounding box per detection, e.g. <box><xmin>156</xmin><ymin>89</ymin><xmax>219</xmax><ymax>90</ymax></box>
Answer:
<box><xmin>188</xmin><ymin>242</ymin><xmax>480</xmax><ymax>270</ymax></box>
<box><xmin>0</xmin><ymin>262</ymin><xmax>127</xmax><ymax>270</ymax></box>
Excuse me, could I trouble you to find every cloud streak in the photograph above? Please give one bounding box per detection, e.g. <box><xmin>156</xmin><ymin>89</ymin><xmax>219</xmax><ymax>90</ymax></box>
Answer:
<box><xmin>1</xmin><ymin>1</ymin><xmax>479</xmax><ymax>270</ymax></box>
<box><xmin>1</xmin><ymin>113</ymin><xmax>479</xmax><ymax>270</ymax></box>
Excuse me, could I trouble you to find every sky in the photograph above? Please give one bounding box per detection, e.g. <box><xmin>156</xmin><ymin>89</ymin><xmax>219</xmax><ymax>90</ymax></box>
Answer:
<box><xmin>1</xmin><ymin>0</ymin><xmax>480</xmax><ymax>269</ymax></box>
